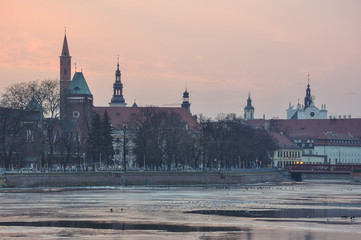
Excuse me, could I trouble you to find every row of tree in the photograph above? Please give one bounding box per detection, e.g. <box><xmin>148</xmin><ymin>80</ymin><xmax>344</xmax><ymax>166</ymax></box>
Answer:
<box><xmin>1</xmin><ymin>79</ymin><xmax>278</xmax><ymax>171</ymax></box>
<box><xmin>130</xmin><ymin>109</ymin><xmax>277</xmax><ymax>171</ymax></box>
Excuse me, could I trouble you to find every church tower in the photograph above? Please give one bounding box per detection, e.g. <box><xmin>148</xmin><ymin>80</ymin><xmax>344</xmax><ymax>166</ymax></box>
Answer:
<box><xmin>244</xmin><ymin>93</ymin><xmax>254</xmax><ymax>120</ymax></box>
<box><xmin>109</xmin><ymin>58</ymin><xmax>126</xmax><ymax>107</ymax></box>
<box><xmin>286</xmin><ymin>74</ymin><xmax>328</xmax><ymax>119</ymax></box>
<box><xmin>304</xmin><ymin>74</ymin><xmax>312</xmax><ymax>109</ymax></box>
<box><xmin>60</xmin><ymin>32</ymin><xmax>71</xmax><ymax>119</ymax></box>
<box><xmin>181</xmin><ymin>88</ymin><xmax>191</xmax><ymax>113</ymax></box>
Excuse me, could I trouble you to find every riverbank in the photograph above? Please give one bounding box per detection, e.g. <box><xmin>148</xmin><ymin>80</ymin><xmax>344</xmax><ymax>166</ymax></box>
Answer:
<box><xmin>0</xmin><ymin>171</ymin><xmax>282</xmax><ymax>188</ymax></box>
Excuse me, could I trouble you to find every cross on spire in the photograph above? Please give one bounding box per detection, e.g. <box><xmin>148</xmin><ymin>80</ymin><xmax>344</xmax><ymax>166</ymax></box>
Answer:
<box><xmin>307</xmin><ymin>72</ymin><xmax>310</xmax><ymax>85</ymax></box>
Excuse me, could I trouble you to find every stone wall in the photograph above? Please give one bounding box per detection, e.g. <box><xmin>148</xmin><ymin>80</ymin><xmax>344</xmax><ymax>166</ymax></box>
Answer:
<box><xmin>302</xmin><ymin>173</ymin><xmax>350</xmax><ymax>180</ymax></box>
<box><xmin>2</xmin><ymin>172</ymin><xmax>282</xmax><ymax>188</ymax></box>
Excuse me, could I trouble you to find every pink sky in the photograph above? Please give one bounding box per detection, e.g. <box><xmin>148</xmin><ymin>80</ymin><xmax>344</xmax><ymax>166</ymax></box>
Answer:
<box><xmin>1</xmin><ymin>0</ymin><xmax>361</xmax><ymax>119</ymax></box>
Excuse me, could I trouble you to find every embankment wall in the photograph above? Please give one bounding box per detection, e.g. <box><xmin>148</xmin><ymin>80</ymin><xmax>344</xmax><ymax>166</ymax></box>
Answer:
<box><xmin>1</xmin><ymin>172</ymin><xmax>282</xmax><ymax>188</ymax></box>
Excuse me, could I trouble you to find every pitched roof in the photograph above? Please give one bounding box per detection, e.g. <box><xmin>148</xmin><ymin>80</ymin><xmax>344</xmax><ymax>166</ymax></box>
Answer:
<box><xmin>248</xmin><ymin>119</ymin><xmax>361</xmax><ymax>140</ymax></box>
<box><xmin>269</xmin><ymin>132</ymin><xmax>301</xmax><ymax>149</ymax></box>
<box><xmin>69</xmin><ymin>72</ymin><xmax>92</xmax><ymax>95</ymax></box>
<box><xmin>93</xmin><ymin>106</ymin><xmax>201</xmax><ymax>131</ymax></box>
<box><xmin>25</xmin><ymin>96</ymin><xmax>42</xmax><ymax>112</ymax></box>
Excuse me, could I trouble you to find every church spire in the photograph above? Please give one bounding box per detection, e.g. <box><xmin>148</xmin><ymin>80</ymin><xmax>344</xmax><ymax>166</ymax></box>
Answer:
<box><xmin>60</xmin><ymin>31</ymin><xmax>72</xmax><ymax>120</ymax></box>
<box><xmin>304</xmin><ymin>73</ymin><xmax>312</xmax><ymax>109</ymax></box>
<box><xmin>181</xmin><ymin>87</ymin><xmax>191</xmax><ymax>113</ymax></box>
<box><xmin>109</xmin><ymin>58</ymin><xmax>126</xmax><ymax>107</ymax></box>
<box><xmin>61</xmin><ymin>33</ymin><xmax>70</xmax><ymax>57</ymax></box>
<box><xmin>244</xmin><ymin>92</ymin><xmax>255</xmax><ymax>120</ymax></box>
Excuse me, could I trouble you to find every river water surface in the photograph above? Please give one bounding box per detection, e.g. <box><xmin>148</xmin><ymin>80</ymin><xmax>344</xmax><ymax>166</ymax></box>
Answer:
<box><xmin>0</xmin><ymin>180</ymin><xmax>360</xmax><ymax>239</ymax></box>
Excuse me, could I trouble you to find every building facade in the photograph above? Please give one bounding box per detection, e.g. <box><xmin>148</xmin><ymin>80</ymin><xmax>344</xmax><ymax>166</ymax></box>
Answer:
<box><xmin>270</xmin><ymin>132</ymin><xmax>303</xmax><ymax>168</ymax></box>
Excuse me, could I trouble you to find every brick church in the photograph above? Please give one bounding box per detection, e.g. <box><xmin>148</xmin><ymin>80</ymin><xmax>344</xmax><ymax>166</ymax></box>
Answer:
<box><xmin>59</xmin><ymin>33</ymin><xmax>200</xmax><ymax>168</ymax></box>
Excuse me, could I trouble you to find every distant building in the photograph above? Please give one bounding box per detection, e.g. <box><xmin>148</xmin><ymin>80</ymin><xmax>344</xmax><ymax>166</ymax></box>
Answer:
<box><xmin>244</xmin><ymin>93</ymin><xmax>254</xmax><ymax>120</ymax></box>
<box><xmin>181</xmin><ymin>88</ymin><xmax>191</xmax><ymax>113</ymax></box>
<box><xmin>270</xmin><ymin>132</ymin><xmax>302</xmax><ymax>168</ymax></box>
<box><xmin>286</xmin><ymin>75</ymin><xmax>327</xmax><ymax>119</ymax></box>
<box><xmin>250</xmin><ymin>118</ymin><xmax>361</xmax><ymax>165</ymax></box>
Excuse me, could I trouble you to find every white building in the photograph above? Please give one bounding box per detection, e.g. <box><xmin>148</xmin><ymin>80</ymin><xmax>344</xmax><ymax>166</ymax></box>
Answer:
<box><xmin>313</xmin><ymin>132</ymin><xmax>361</xmax><ymax>164</ymax></box>
<box><xmin>287</xmin><ymin>76</ymin><xmax>327</xmax><ymax>119</ymax></box>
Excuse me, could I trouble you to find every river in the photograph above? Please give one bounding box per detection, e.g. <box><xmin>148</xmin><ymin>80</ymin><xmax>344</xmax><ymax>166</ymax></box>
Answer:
<box><xmin>0</xmin><ymin>180</ymin><xmax>360</xmax><ymax>239</ymax></box>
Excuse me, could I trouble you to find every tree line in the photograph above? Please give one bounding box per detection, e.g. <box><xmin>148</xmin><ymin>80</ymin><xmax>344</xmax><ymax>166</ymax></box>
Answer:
<box><xmin>130</xmin><ymin>109</ymin><xmax>277</xmax><ymax>171</ymax></box>
<box><xmin>0</xmin><ymin>80</ymin><xmax>277</xmax><ymax>171</ymax></box>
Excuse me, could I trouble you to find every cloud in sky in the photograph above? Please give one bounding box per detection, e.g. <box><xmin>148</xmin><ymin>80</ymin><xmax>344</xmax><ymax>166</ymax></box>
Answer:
<box><xmin>1</xmin><ymin>0</ymin><xmax>361</xmax><ymax>118</ymax></box>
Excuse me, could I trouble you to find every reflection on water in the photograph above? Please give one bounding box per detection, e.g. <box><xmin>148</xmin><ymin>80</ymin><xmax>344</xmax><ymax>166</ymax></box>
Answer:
<box><xmin>186</xmin><ymin>208</ymin><xmax>361</xmax><ymax>218</ymax></box>
<box><xmin>281</xmin><ymin>202</ymin><xmax>361</xmax><ymax>208</ymax></box>
<box><xmin>0</xmin><ymin>220</ymin><xmax>245</xmax><ymax>232</ymax></box>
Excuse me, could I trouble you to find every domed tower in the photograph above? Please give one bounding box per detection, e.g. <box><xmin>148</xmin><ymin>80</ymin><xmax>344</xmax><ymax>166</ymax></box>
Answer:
<box><xmin>109</xmin><ymin>58</ymin><xmax>126</xmax><ymax>107</ymax></box>
<box><xmin>181</xmin><ymin>88</ymin><xmax>191</xmax><ymax>113</ymax></box>
<box><xmin>244</xmin><ymin>93</ymin><xmax>254</xmax><ymax>120</ymax></box>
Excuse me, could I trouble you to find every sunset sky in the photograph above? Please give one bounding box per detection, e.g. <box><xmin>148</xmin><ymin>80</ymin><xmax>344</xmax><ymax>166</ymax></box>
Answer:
<box><xmin>1</xmin><ymin>0</ymin><xmax>361</xmax><ymax>119</ymax></box>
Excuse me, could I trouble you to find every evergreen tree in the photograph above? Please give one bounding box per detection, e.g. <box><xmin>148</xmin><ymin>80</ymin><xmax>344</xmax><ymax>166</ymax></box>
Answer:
<box><xmin>102</xmin><ymin>111</ymin><xmax>114</xmax><ymax>165</ymax></box>
<box><xmin>87</xmin><ymin>113</ymin><xmax>102</xmax><ymax>163</ymax></box>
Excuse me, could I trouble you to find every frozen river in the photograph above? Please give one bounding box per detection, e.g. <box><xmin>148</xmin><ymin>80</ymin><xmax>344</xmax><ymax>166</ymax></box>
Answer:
<box><xmin>0</xmin><ymin>180</ymin><xmax>360</xmax><ymax>239</ymax></box>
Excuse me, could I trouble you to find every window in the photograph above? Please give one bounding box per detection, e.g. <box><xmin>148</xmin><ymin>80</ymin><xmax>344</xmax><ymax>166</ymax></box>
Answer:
<box><xmin>26</xmin><ymin>130</ymin><xmax>34</xmax><ymax>142</ymax></box>
<box><xmin>64</xmin><ymin>69</ymin><xmax>67</xmax><ymax>75</ymax></box>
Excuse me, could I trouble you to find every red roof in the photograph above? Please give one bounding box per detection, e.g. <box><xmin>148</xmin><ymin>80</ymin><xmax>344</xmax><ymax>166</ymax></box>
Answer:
<box><xmin>93</xmin><ymin>106</ymin><xmax>201</xmax><ymax>131</ymax></box>
<box><xmin>247</xmin><ymin>119</ymin><xmax>361</xmax><ymax>140</ymax></box>
<box><xmin>269</xmin><ymin>132</ymin><xmax>301</xmax><ymax>149</ymax></box>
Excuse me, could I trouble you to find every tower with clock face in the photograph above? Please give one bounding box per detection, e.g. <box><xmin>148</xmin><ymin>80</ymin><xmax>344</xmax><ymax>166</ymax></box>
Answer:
<box><xmin>59</xmin><ymin>34</ymin><xmax>93</xmax><ymax>136</ymax></box>
<box><xmin>286</xmin><ymin>75</ymin><xmax>327</xmax><ymax>119</ymax></box>
<box><xmin>65</xmin><ymin>71</ymin><xmax>93</xmax><ymax>126</ymax></box>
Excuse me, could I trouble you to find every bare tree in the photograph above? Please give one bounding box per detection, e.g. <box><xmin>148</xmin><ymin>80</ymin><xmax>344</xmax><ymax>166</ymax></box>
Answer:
<box><xmin>0</xmin><ymin>79</ymin><xmax>60</xmax><ymax>170</ymax></box>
